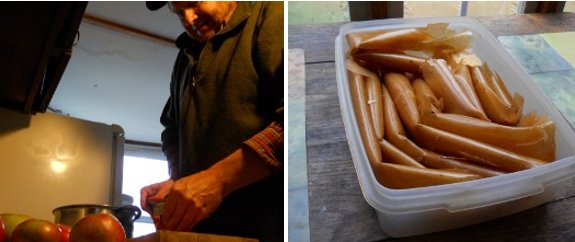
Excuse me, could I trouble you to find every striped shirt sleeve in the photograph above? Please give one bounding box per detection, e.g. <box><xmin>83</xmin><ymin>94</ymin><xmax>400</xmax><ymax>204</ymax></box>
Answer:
<box><xmin>243</xmin><ymin>121</ymin><xmax>284</xmax><ymax>170</ymax></box>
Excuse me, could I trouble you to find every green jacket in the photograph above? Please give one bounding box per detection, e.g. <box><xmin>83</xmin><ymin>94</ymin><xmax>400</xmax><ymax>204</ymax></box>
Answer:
<box><xmin>160</xmin><ymin>2</ymin><xmax>283</xmax><ymax>241</ymax></box>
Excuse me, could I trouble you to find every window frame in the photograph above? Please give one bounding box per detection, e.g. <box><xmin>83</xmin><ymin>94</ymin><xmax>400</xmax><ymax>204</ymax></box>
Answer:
<box><xmin>348</xmin><ymin>1</ymin><xmax>567</xmax><ymax>21</ymax></box>
<box><xmin>122</xmin><ymin>140</ymin><xmax>168</xmax><ymax>231</ymax></box>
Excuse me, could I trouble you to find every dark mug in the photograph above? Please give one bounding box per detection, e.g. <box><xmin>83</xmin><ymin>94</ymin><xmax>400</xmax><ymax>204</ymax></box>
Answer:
<box><xmin>112</xmin><ymin>205</ymin><xmax>141</xmax><ymax>238</ymax></box>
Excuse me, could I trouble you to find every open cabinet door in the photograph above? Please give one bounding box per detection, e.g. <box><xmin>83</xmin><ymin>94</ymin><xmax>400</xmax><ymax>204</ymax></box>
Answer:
<box><xmin>0</xmin><ymin>2</ymin><xmax>87</xmax><ymax>114</ymax></box>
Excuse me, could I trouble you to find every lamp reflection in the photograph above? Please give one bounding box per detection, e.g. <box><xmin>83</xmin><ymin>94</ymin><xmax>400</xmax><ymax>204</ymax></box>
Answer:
<box><xmin>50</xmin><ymin>159</ymin><xmax>68</xmax><ymax>174</ymax></box>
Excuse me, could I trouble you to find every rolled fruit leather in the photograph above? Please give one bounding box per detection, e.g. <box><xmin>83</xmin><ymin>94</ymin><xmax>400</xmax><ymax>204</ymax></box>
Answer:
<box><xmin>384</xmin><ymin>82</ymin><xmax>505</xmax><ymax>177</ymax></box>
<box><xmin>421</xmin><ymin>58</ymin><xmax>489</xmax><ymax>121</ymax></box>
<box><xmin>416</xmin><ymin>85</ymin><xmax>555</xmax><ymax>162</ymax></box>
<box><xmin>412</xmin><ymin>123</ymin><xmax>547</xmax><ymax>172</ymax></box>
<box><xmin>371</xmin><ymin>162</ymin><xmax>481</xmax><ymax>189</ymax></box>
<box><xmin>383</xmin><ymin>72</ymin><xmax>420</xmax><ymax>132</ymax></box>
<box><xmin>470</xmin><ymin>64</ymin><xmax>525</xmax><ymax>126</ymax></box>
<box><xmin>354</xmin><ymin>53</ymin><xmax>426</xmax><ymax>74</ymax></box>
<box><xmin>365</xmin><ymin>75</ymin><xmax>385</xmax><ymax>140</ymax></box>
<box><xmin>350</xmin><ymin>28</ymin><xmax>430</xmax><ymax>54</ymax></box>
<box><xmin>381</xmin><ymin>73</ymin><xmax>546</xmax><ymax>172</ymax></box>
<box><xmin>347</xmin><ymin>61</ymin><xmax>382</xmax><ymax>165</ymax></box>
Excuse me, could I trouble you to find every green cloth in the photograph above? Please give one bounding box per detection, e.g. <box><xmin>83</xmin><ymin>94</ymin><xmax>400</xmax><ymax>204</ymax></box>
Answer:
<box><xmin>541</xmin><ymin>32</ymin><xmax>575</xmax><ymax>68</ymax></box>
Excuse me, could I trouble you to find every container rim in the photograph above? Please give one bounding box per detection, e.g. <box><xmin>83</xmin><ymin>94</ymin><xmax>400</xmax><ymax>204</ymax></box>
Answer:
<box><xmin>52</xmin><ymin>204</ymin><xmax>114</xmax><ymax>214</ymax></box>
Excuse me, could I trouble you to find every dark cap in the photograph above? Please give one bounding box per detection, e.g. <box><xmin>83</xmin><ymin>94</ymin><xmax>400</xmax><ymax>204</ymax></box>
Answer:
<box><xmin>146</xmin><ymin>1</ymin><xmax>167</xmax><ymax>11</ymax></box>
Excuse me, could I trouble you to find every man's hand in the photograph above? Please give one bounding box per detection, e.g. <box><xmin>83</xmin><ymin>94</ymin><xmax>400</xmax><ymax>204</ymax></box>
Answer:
<box><xmin>159</xmin><ymin>146</ymin><xmax>274</xmax><ymax>231</ymax></box>
<box><xmin>140</xmin><ymin>179</ymin><xmax>175</xmax><ymax>215</ymax></box>
<box><xmin>161</xmin><ymin>169</ymin><xmax>225</xmax><ymax>231</ymax></box>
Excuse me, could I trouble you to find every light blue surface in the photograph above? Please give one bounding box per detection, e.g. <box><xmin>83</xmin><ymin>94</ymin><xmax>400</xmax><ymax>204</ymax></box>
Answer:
<box><xmin>499</xmin><ymin>34</ymin><xmax>575</xmax><ymax>129</ymax></box>
<box><xmin>531</xmin><ymin>70</ymin><xmax>575</xmax><ymax>130</ymax></box>
<box><xmin>288</xmin><ymin>49</ymin><xmax>310</xmax><ymax>242</ymax></box>
<box><xmin>498</xmin><ymin>35</ymin><xmax>573</xmax><ymax>74</ymax></box>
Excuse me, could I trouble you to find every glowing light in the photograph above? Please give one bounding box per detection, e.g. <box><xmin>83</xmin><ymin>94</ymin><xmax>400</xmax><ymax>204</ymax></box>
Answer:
<box><xmin>50</xmin><ymin>160</ymin><xmax>68</xmax><ymax>174</ymax></box>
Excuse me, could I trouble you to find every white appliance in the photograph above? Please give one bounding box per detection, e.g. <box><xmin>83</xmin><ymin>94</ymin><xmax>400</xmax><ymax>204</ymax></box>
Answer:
<box><xmin>0</xmin><ymin>106</ymin><xmax>124</xmax><ymax>221</ymax></box>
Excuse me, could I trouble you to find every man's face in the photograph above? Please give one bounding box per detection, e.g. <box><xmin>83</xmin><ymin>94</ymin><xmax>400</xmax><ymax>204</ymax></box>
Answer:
<box><xmin>169</xmin><ymin>1</ymin><xmax>237</xmax><ymax>42</ymax></box>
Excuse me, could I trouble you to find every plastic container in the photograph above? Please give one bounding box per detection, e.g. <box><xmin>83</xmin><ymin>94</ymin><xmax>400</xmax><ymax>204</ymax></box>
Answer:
<box><xmin>335</xmin><ymin>17</ymin><xmax>575</xmax><ymax>237</ymax></box>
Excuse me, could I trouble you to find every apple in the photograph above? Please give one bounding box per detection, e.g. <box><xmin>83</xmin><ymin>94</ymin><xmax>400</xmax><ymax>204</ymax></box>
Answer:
<box><xmin>0</xmin><ymin>216</ymin><xmax>5</xmax><ymax>242</ymax></box>
<box><xmin>69</xmin><ymin>214</ymin><xmax>126</xmax><ymax>242</ymax></box>
<box><xmin>11</xmin><ymin>219</ymin><xmax>60</xmax><ymax>242</ymax></box>
<box><xmin>0</xmin><ymin>213</ymin><xmax>32</xmax><ymax>241</ymax></box>
<box><xmin>56</xmin><ymin>224</ymin><xmax>71</xmax><ymax>242</ymax></box>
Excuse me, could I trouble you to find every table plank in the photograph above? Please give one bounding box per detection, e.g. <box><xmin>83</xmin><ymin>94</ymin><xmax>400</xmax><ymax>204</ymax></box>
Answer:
<box><xmin>288</xmin><ymin>48</ymin><xmax>310</xmax><ymax>242</ymax></box>
<box><xmin>527</xmin><ymin>13</ymin><xmax>575</xmax><ymax>33</ymax></box>
<box><xmin>288</xmin><ymin>23</ymin><xmax>341</xmax><ymax>63</ymax></box>
<box><xmin>472</xmin><ymin>13</ymin><xmax>575</xmax><ymax>36</ymax></box>
<box><xmin>472</xmin><ymin>14</ymin><xmax>543</xmax><ymax>36</ymax></box>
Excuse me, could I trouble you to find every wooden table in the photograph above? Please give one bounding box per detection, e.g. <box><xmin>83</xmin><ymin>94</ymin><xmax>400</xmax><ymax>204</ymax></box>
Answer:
<box><xmin>288</xmin><ymin>13</ymin><xmax>575</xmax><ymax>242</ymax></box>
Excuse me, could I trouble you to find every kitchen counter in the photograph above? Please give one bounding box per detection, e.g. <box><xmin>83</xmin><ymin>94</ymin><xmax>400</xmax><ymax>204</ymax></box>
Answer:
<box><xmin>288</xmin><ymin>12</ymin><xmax>575</xmax><ymax>241</ymax></box>
<box><xmin>129</xmin><ymin>230</ymin><xmax>258</xmax><ymax>242</ymax></box>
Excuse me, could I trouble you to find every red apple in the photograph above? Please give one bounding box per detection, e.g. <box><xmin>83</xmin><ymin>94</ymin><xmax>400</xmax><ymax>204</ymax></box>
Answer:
<box><xmin>11</xmin><ymin>219</ymin><xmax>60</xmax><ymax>242</ymax></box>
<box><xmin>69</xmin><ymin>214</ymin><xmax>126</xmax><ymax>242</ymax></box>
<box><xmin>0</xmin><ymin>213</ymin><xmax>32</xmax><ymax>241</ymax></box>
<box><xmin>0</xmin><ymin>216</ymin><xmax>5</xmax><ymax>242</ymax></box>
<box><xmin>56</xmin><ymin>224</ymin><xmax>71</xmax><ymax>242</ymax></box>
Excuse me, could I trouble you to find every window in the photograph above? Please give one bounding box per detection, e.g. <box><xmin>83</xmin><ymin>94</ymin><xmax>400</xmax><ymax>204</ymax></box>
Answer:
<box><xmin>288</xmin><ymin>2</ymin><xmax>535</xmax><ymax>25</ymax></box>
<box><xmin>122</xmin><ymin>144</ymin><xmax>169</xmax><ymax>237</ymax></box>
<box><xmin>404</xmin><ymin>1</ymin><xmax>522</xmax><ymax>18</ymax></box>
<box><xmin>404</xmin><ymin>2</ymin><xmax>462</xmax><ymax>18</ymax></box>
<box><xmin>467</xmin><ymin>1</ymin><xmax>522</xmax><ymax>16</ymax></box>
<box><xmin>288</xmin><ymin>1</ymin><xmax>350</xmax><ymax>24</ymax></box>
<box><xmin>565</xmin><ymin>1</ymin><xmax>575</xmax><ymax>12</ymax></box>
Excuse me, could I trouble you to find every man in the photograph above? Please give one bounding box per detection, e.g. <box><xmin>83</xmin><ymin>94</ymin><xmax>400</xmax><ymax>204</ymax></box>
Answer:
<box><xmin>140</xmin><ymin>2</ymin><xmax>283</xmax><ymax>241</ymax></box>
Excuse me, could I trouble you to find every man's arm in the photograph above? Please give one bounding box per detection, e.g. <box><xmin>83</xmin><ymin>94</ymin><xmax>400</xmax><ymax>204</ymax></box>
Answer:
<box><xmin>161</xmin><ymin>123</ymin><xmax>283</xmax><ymax>231</ymax></box>
<box><xmin>214</xmin><ymin>123</ymin><xmax>282</xmax><ymax>197</ymax></box>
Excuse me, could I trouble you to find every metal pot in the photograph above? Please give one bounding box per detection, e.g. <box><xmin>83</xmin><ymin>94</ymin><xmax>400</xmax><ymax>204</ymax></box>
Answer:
<box><xmin>53</xmin><ymin>204</ymin><xmax>141</xmax><ymax>238</ymax></box>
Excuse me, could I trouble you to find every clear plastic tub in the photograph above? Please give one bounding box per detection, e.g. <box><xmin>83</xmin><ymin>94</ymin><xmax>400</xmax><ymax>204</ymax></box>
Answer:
<box><xmin>335</xmin><ymin>17</ymin><xmax>575</xmax><ymax>237</ymax></box>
